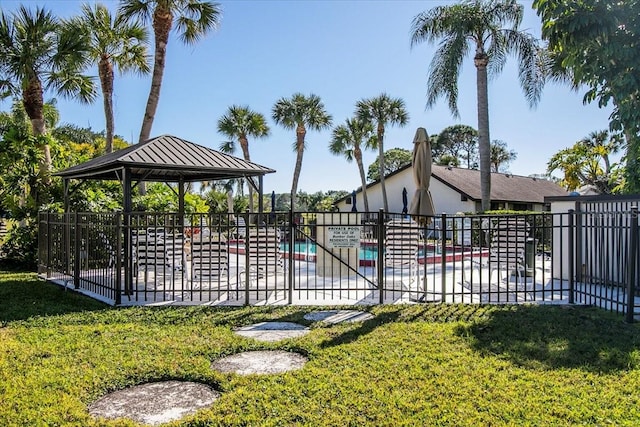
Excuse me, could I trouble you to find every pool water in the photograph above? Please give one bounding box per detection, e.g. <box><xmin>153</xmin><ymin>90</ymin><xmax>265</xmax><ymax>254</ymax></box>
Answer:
<box><xmin>281</xmin><ymin>241</ymin><xmax>438</xmax><ymax>260</ymax></box>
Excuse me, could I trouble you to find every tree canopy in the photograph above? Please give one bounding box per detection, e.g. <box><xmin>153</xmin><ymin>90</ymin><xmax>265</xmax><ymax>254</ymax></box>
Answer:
<box><xmin>367</xmin><ymin>148</ymin><xmax>412</xmax><ymax>182</ymax></box>
<box><xmin>547</xmin><ymin>130</ymin><xmax>624</xmax><ymax>194</ymax></box>
<box><xmin>432</xmin><ymin>124</ymin><xmax>478</xmax><ymax>168</ymax></box>
<box><xmin>411</xmin><ymin>0</ymin><xmax>546</xmax><ymax>211</ymax></box>
<box><xmin>534</xmin><ymin>0</ymin><xmax>640</xmax><ymax>192</ymax></box>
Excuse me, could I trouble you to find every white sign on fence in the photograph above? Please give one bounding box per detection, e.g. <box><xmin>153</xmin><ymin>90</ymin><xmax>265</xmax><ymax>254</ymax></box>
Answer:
<box><xmin>327</xmin><ymin>226</ymin><xmax>361</xmax><ymax>249</ymax></box>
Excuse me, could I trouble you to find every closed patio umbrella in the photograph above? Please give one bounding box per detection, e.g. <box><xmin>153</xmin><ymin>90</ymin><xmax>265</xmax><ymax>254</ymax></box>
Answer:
<box><xmin>409</xmin><ymin>127</ymin><xmax>435</xmax><ymax>224</ymax></box>
<box><xmin>351</xmin><ymin>190</ymin><xmax>358</xmax><ymax>212</ymax></box>
<box><xmin>402</xmin><ymin>187</ymin><xmax>408</xmax><ymax>215</ymax></box>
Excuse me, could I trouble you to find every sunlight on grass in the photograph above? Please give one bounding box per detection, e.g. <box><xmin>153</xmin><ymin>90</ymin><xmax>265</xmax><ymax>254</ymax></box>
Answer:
<box><xmin>2</xmin><ymin>269</ymin><xmax>640</xmax><ymax>426</ymax></box>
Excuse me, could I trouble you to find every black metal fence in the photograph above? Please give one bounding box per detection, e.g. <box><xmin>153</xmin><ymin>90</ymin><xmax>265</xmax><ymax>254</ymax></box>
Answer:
<box><xmin>36</xmin><ymin>208</ymin><xmax>639</xmax><ymax>319</ymax></box>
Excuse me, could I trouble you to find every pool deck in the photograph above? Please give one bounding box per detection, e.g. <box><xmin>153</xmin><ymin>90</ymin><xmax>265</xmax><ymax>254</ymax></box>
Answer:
<box><xmin>44</xmin><ymin>254</ymin><xmax>631</xmax><ymax>309</ymax></box>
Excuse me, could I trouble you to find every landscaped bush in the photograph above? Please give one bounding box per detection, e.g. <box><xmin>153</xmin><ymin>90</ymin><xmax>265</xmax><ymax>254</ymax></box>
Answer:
<box><xmin>1</xmin><ymin>221</ymin><xmax>37</xmax><ymax>268</ymax></box>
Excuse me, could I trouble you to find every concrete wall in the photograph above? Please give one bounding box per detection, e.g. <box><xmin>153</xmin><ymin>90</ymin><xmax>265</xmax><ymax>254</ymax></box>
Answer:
<box><xmin>550</xmin><ymin>200</ymin><xmax>576</xmax><ymax>281</ymax></box>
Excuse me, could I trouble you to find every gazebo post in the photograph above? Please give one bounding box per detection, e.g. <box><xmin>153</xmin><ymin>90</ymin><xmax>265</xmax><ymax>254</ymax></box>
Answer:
<box><xmin>178</xmin><ymin>176</ymin><xmax>185</xmax><ymax>227</ymax></box>
<box><xmin>63</xmin><ymin>179</ymin><xmax>70</xmax><ymax>213</ymax></box>
<box><xmin>122</xmin><ymin>168</ymin><xmax>133</xmax><ymax>299</ymax></box>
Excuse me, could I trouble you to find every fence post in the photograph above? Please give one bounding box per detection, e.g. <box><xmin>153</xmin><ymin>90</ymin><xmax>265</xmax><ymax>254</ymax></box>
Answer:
<box><xmin>244</xmin><ymin>210</ymin><xmax>250</xmax><ymax>306</ymax></box>
<box><xmin>45</xmin><ymin>212</ymin><xmax>51</xmax><ymax>278</ymax></box>
<box><xmin>377</xmin><ymin>209</ymin><xmax>384</xmax><ymax>304</ymax></box>
<box><xmin>568</xmin><ymin>209</ymin><xmax>575</xmax><ymax>304</ymax></box>
<box><xmin>440</xmin><ymin>213</ymin><xmax>447</xmax><ymax>300</ymax></box>
<box><xmin>73</xmin><ymin>213</ymin><xmax>80</xmax><ymax>289</ymax></box>
<box><xmin>625</xmin><ymin>205</ymin><xmax>638</xmax><ymax>323</ymax></box>
<box><xmin>288</xmin><ymin>210</ymin><xmax>294</xmax><ymax>305</ymax></box>
<box><xmin>575</xmin><ymin>202</ymin><xmax>583</xmax><ymax>282</ymax></box>
<box><xmin>65</xmin><ymin>212</ymin><xmax>71</xmax><ymax>278</ymax></box>
<box><xmin>115</xmin><ymin>213</ymin><xmax>122</xmax><ymax>305</ymax></box>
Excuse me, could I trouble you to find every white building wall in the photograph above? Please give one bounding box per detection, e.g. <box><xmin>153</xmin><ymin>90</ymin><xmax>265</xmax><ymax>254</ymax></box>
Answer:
<box><xmin>336</xmin><ymin>167</ymin><xmax>551</xmax><ymax>214</ymax></box>
<box><xmin>428</xmin><ymin>178</ymin><xmax>476</xmax><ymax>214</ymax></box>
<box><xmin>337</xmin><ymin>167</ymin><xmax>475</xmax><ymax>214</ymax></box>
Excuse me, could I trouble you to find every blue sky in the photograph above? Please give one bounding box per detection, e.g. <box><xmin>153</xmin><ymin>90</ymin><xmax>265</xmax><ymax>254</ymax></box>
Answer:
<box><xmin>1</xmin><ymin>0</ymin><xmax>614</xmax><ymax>194</ymax></box>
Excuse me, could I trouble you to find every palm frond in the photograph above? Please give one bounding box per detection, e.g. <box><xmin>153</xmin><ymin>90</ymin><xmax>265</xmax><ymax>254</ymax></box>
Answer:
<box><xmin>426</xmin><ymin>34</ymin><xmax>468</xmax><ymax>116</ymax></box>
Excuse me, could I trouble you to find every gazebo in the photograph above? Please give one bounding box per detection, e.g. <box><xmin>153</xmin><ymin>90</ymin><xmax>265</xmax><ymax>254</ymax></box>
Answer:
<box><xmin>55</xmin><ymin>134</ymin><xmax>275</xmax><ymax>215</ymax></box>
<box><xmin>47</xmin><ymin>135</ymin><xmax>275</xmax><ymax>304</ymax></box>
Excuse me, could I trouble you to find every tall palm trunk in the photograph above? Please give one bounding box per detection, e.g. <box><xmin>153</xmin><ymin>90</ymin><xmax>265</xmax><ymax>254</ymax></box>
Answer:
<box><xmin>354</xmin><ymin>147</ymin><xmax>369</xmax><ymax>212</ymax></box>
<box><xmin>290</xmin><ymin>124</ymin><xmax>306</xmax><ymax>210</ymax></box>
<box><xmin>239</xmin><ymin>135</ymin><xmax>254</xmax><ymax>214</ymax></box>
<box><xmin>377</xmin><ymin>124</ymin><xmax>389</xmax><ymax>212</ymax></box>
<box><xmin>139</xmin><ymin>7</ymin><xmax>172</xmax><ymax>144</ymax></box>
<box><xmin>99</xmin><ymin>56</ymin><xmax>115</xmax><ymax>153</ymax></box>
<box><xmin>475</xmin><ymin>53</ymin><xmax>491</xmax><ymax>212</ymax></box>
<box><xmin>23</xmin><ymin>76</ymin><xmax>52</xmax><ymax>192</ymax></box>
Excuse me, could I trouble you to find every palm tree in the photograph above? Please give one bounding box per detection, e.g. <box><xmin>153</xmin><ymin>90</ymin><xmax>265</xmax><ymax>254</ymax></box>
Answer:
<box><xmin>119</xmin><ymin>0</ymin><xmax>221</xmax><ymax>145</ymax></box>
<box><xmin>272</xmin><ymin>93</ymin><xmax>332</xmax><ymax>209</ymax></box>
<box><xmin>547</xmin><ymin>131</ymin><xmax>623</xmax><ymax>194</ymax></box>
<box><xmin>410</xmin><ymin>0</ymin><xmax>545</xmax><ymax>211</ymax></box>
<box><xmin>217</xmin><ymin>105</ymin><xmax>270</xmax><ymax>214</ymax></box>
<box><xmin>579</xmin><ymin>130</ymin><xmax>621</xmax><ymax>176</ymax></box>
<box><xmin>0</xmin><ymin>6</ymin><xmax>95</xmax><ymax>191</ymax></box>
<box><xmin>329</xmin><ymin>118</ymin><xmax>377</xmax><ymax>212</ymax></box>
<box><xmin>490</xmin><ymin>140</ymin><xmax>517</xmax><ymax>172</ymax></box>
<box><xmin>355</xmin><ymin>93</ymin><xmax>408</xmax><ymax>212</ymax></box>
<box><xmin>76</xmin><ymin>3</ymin><xmax>150</xmax><ymax>153</ymax></box>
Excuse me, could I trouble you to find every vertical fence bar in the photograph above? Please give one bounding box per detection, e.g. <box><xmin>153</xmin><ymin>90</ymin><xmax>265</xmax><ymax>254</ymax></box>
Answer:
<box><xmin>288</xmin><ymin>210</ymin><xmax>294</xmax><ymax>304</ymax></box>
<box><xmin>568</xmin><ymin>209</ymin><xmax>575</xmax><ymax>304</ymax></box>
<box><xmin>123</xmin><ymin>212</ymin><xmax>132</xmax><ymax>298</ymax></box>
<box><xmin>73</xmin><ymin>213</ymin><xmax>80</xmax><ymax>289</ymax></box>
<box><xmin>377</xmin><ymin>209</ymin><xmax>384</xmax><ymax>304</ymax></box>
<box><xmin>440</xmin><ymin>213</ymin><xmax>447</xmax><ymax>300</ymax></box>
<box><xmin>626</xmin><ymin>205</ymin><xmax>638</xmax><ymax>323</ymax></box>
<box><xmin>64</xmin><ymin>212</ymin><xmax>71</xmax><ymax>277</ymax></box>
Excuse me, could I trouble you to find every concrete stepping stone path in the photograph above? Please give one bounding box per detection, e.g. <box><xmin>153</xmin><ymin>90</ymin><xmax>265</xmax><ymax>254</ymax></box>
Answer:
<box><xmin>234</xmin><ymin>321</ymin><xmax>309</xmax><ymax>342</ymax></box>
<box><xmin>212</xmin><ymin>350</ymin><xmax>308</xmax><ymax>375</ymax></box>
<box><xmin>304</xmin><ymin>309</ymin><xmax>374</xmax><ymax>324</ymax></box>
<box><xmin>88</xmin><ymin>380</ymin><xmax>219</xmax><ymax>426</ymax></box>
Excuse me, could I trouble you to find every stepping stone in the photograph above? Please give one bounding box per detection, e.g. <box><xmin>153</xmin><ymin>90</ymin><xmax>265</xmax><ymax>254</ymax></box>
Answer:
<box><xmin>212</xmin><ymin>350</ymin><xmax>308</xmax><ymax>375</ymax></box>
<box><xmin>234</xmin><ymin>321</ymin><xmax>309</xmax><ymax>342</ymax></box>
<box><xmin>88</xmin><ymin>380</ymin><xmax>219</xmax><ymax>426</ymax></box>
<box><xmin>304</xmin><ymin>310</ymin><xmax>374</xmax><ymax>324</ymax></box>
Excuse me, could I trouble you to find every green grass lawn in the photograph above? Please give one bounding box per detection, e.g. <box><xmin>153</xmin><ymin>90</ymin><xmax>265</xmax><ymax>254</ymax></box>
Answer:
<box><xmin>2</xmin><ymin>265</ymin><xmax>640</xmax><ymax>426</ymax></box>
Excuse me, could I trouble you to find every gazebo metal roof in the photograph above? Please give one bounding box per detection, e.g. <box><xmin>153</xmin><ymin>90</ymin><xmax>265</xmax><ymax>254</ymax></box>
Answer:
<box><xmin>55</xmin><ymin>134</ymin><xmax>275</xmax><ymax>182</ymax></box>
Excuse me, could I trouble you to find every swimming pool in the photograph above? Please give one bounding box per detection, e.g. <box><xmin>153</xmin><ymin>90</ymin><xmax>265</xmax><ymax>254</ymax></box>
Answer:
<box><xmin>280</xmin><ymin>241</ymin><xmax>440</xmax><ymax>262</ymax></box>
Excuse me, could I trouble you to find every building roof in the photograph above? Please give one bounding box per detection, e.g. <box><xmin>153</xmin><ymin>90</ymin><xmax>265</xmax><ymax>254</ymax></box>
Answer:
<box><xmin>54</xmin><ymin>134</ymin><xmax>276</xmax><ymax>182</ymax></box>
<box><xmin>341</xmin><ymin>164</ymin><xmax>567</xmax><ymax>204</ymax></box>
<box><xmin>430</xmin><ymin>165</ymin><xmax>568</xmax><ymax>203</ymax></box>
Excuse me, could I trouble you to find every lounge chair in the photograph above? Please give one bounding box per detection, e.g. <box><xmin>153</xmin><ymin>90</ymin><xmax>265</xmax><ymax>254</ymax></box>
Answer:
<box><xmin>234</xmin><ymin>215</ymin><xmax>247</xmax><ymax>240</ymax></box>
<box><xmin>384</xmin><ymin>218</ymin><xmax>421</xmax><ymax>284</ymax></box>
<box><xmin>463</xmin><ymin>217</ymin><xmax>531</xmax><ymax>299</ymax></box>
<box><xmin>189</xmin><ymin>233</ymin><xmax>229</xmax><ymax>285</ymax></box>
<box><xmin>135</xmin><ymin>232</ymin><xmax>168</xmax><ymax>271</ymax></box>
<box><xmin>241</xmin><ymin>227</ymin><xmax>283</xmax><ymax>283</ymax></box>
